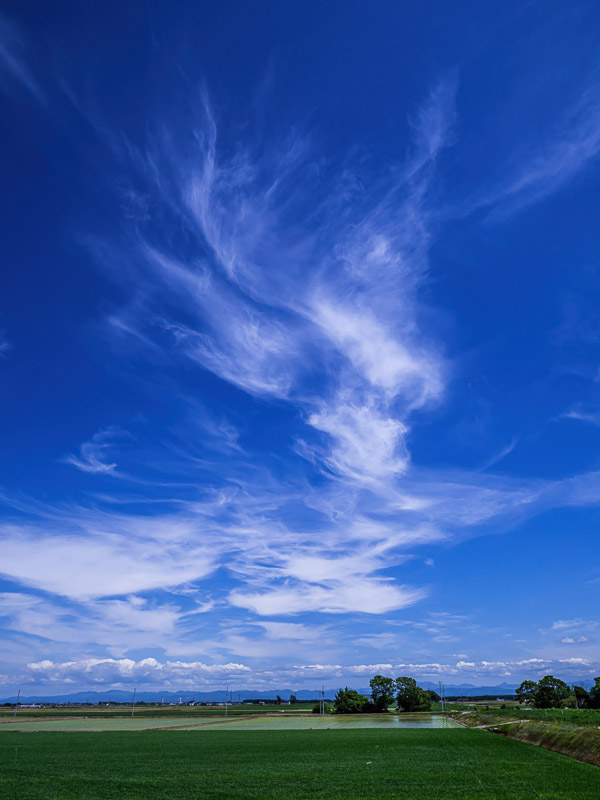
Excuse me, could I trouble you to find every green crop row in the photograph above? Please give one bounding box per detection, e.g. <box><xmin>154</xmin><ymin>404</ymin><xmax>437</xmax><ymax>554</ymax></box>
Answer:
<box><xmin>1</xmin><ymin>729</ymin><xmax>599</xmax><ymax>799</ymax></box>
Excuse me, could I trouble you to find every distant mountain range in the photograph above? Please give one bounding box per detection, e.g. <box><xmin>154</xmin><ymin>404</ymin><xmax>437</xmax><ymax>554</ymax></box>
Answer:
<box><xmin>0</xmin><ymin>682</ymin><xmax>527</xmax><ymax>704</ymax></box>
<box><xmin>3</xmin><ymin>679</ymin><xmax>594</xmax><ymax>704</ymax></box>
<box><xmin>1</xmin><ymin>689</ymin><xmax>325</xmax><ymax>704</ymax></box>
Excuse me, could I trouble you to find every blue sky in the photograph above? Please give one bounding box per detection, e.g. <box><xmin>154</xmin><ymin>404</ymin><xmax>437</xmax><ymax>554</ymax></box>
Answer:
<box><xmin>1</xmin><ymin>0</ymin><xmax>600</xmax><ymax>694</ymax></box>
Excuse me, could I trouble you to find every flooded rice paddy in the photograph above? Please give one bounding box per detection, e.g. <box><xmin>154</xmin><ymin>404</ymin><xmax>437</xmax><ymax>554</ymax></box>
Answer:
<box><xmin>1</xmin><ymin>713</ymin><xmax>460</xmax><ymax>732</ymax></box>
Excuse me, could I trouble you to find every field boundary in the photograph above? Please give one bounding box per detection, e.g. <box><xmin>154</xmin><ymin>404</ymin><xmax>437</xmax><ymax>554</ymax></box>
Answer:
<box><xmin>491</xmin><ymin>721</ymin><xmax>600</xmax><ymax>768</ymax></box>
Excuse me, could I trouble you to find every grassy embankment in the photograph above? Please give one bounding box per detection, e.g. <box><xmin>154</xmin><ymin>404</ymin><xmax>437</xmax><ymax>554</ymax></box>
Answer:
<box><xmin>450</xmin><ymin>707</ymin><xmax>600</xmax><ymax>767</ymax></box>
<box><xmin>1</xmin><ymin>729</ymin><xmax>599</xmax><ymax>799</ymax></box>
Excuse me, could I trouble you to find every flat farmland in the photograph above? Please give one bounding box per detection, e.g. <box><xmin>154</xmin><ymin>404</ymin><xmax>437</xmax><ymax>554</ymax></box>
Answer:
<box><xmin>0</xmin><ymin>716</ymin><xmax>225</xmax><ymax>732</ymax></box>
<box><xmin>0</xmin><ymin>703</ymin><xmax>315</xmax><ymax>719</ymax></box>
<box><xmin>0</xmin><ymin>713</ymin><xmax>459</xmax><ymax>732</ymax></box>
<box><xmin>1</xmin><ymin>729</ymin><xmax>599</xmax><ymax>799</ymax></box>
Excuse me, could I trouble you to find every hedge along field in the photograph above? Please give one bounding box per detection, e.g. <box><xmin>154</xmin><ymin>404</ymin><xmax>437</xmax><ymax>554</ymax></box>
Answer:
<box><xmin>1</xmin><ymin>730</ymin><xmax>599</xmax><ymax>799</ymax></box>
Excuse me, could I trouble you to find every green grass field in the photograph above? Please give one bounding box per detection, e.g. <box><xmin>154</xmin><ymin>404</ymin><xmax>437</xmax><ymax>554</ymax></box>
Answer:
<box><xmin>1</xmin><ymin>729</ymin><xmax>599</xmax><ymax>799</ymax></box>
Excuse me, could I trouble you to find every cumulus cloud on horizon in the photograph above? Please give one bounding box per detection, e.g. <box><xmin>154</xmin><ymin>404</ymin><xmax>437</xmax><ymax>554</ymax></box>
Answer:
<box><xmin>3</xmin><ymin>655</ymin><xmax>597</xmax><ymax>693</ymax></box>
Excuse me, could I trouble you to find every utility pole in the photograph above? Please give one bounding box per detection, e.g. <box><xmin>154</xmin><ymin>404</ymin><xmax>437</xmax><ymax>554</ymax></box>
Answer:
<box><xmin>225</xmin><ymin>686</ymin><xmax>228</xmax><ymax>716</ymax></box>
<box><xmin>131</xmin><ymin>688</ymin><xmax>136</xmax><ymax>717</ymax></box>
<box><xmin>14</xmin><ymin>689</ymin><xmax>20</xmax><ymax>718</ymax></box>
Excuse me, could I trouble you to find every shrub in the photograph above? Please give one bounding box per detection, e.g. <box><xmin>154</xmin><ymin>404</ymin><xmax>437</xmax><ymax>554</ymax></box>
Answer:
<box><xmin>333</xmin><ymin>688</ymin><xmax>370</xmax><ymax>714</ymax></box>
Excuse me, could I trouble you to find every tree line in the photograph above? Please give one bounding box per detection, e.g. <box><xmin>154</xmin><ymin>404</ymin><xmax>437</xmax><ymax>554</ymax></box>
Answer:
<box><xmin>516</xmin><ymin>676</ymin><xmax>600</xmax><ymax>709</ymax></box>
<box><xmin>333</xmin><ymin>675</ymin><xmax>440</xmax><ymax>714</ymax></box>
<box><xmin>331</xmin><ymin>673</ymin><xmax>600</xmax><ymax>714</ymax></box>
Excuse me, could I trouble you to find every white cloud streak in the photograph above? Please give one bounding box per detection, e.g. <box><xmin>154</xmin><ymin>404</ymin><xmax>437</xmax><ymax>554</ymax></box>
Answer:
<box><xmin>0</xmin><ymin>14</ymin><xmax>43</xmax><ymax>103</ymax></box>
<box><xmin>470</xmin><ymin>78</ymin><xmax>600</xmax><ymax>219</ymax></box>
<box><xmin>0</xmin><ymin>514</ymin><xmax>219</xmax><ymax>600</ymax></box>
<box><xmin>104</xmin><ymin>79</ymin><xmax>454</xmax><ymax>494</ymax></box>
<box><xmin>63</xmin><ymin>427</ymin><xmax>123</xmax><ymax>475</ymax></box>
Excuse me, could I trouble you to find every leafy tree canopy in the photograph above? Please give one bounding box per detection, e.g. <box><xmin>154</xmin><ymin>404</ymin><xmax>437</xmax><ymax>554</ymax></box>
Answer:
<box><xmin>515</xmin><ymin>680</ymin><xmax>538</xmax><ymax>704</ymax></box>
<box><xmin>369</xmin><ymin>675</ymin><xmax>396</xmax><ymax>712</ymax></box>
<box><xmin>333</xmin><ymin>687</ymin><xmax>370</xmax><ymax>714</ymax></box>
<box><xmin>573</xmin><ymin>686</ymin><xmax>590</xmax><ymax>708</ymax></box>
<box><xmin>588</xmin><ymin>677</ymin><xmax>600</xmax><ymax>709</ymax></box>
<box><xmin>395</xmin><ymin>676</ymin><xmax>431</xmax><ymax>712</ymax></box>
<box><xmin>534</xmin><ymin>675</ymin><xmax>571</xmax><ymax>709</ymax></box>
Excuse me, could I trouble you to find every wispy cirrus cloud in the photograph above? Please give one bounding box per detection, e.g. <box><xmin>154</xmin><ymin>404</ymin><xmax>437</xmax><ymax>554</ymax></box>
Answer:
<box><xmin>0</xmin><ymin>14</ymin><xmax>43</xmax><ymax>103</ymax></box>
<box><xmin>0</xmin><ymin>332</ymin><xmax>10</xmax><ymax>358</ymax></box>
<box><xmin>470</xmin><ymin>76</ymin><xmax>600</xmax><ymax>219</ymax></box>
<box><xmin>63</xmin><ymin>427</ymin><xmax>124</xmax><ymax>475</ymax></box>
<box><xmin>0</xmin><ymin>511</ymin><xmax>220</xmax><ymax>601</ymax></box>
<box><xmin>229</xmin><ymin>580</ymin><xmax>426</xmax><ymax>617</ymax></box>
<box><xmin>5</xmin><ymin>59</ymin><xmax>600</xmax><ymax>693</ymax></box>
<box><xmin>0</xmin><ymin>592</ymin><xmax>192</xmax><ymax>655</ymax></box>
<box><xmin>103</xmin><ymin>78</ymin><xmax>454</xmax><ymax>497</ymax></box>
<box><xmin>561</xmin><ymin>405</ymin><xmax>600</xmax><ymax>427</ymax></box>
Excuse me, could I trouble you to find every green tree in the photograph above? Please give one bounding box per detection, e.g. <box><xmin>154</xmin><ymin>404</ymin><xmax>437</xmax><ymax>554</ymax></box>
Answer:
<box><xmin>424</xmin><ymin>689</ymin><xmax>440</xmax><ymax>703</ymax></box>
<box><xmin>395</xmin><ymin>677</ymin><xmax>431</xmax><ymax>712</ymax></box>
<box><xmin>573</xmin><ymin>686</ymin><xmax>590</xmax><ymax>709</ymax></box>
<box><xmin>369</xmin><ymin>675</ymin><xmax>396</xmax><ymax>712</ymax></box>
<box><xmin>534</xmin><ymin>675</ymin><xmax>571</xmax><ymax>709</ymax></box>
<box><xmin>515</xmin><ymin>680</ymin><xmax>538</xmax><ymax>705</ymax></box>
<box><xmin>276</xmin><ymin>695</ymin><xmax>281</xmax><ymax>705</ymax></box>
<box><xmin>333</xmin><ymin>687</ymin><xmax>369</xmax><ymax>714</ymax></box>
<box><xmin>560</xmin><ymin>695</ymin><xmax>576</xmax><ymax>708</ymax></box>
<box><xmin>588</xmin><ymin>677</ymin><xmax>600</xmax><ymax>709</ymax></box>
<box><xmin>289</xmin><ymin>694</ymin><xmax>297</xmax><ymax>705</ymax></box>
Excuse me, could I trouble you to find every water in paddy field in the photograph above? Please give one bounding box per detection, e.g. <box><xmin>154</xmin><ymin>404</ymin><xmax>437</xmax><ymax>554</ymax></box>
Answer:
<box><xmin>0</xmin><ymin>714</ymin><xmax>462</xmax><ymax>732</ymax></box>
<box><xmin>205</xmin><ymin>714</ymin><xmax>462</xmax><ymax>730</ymax></box>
